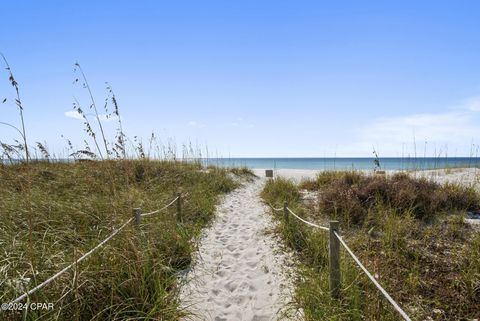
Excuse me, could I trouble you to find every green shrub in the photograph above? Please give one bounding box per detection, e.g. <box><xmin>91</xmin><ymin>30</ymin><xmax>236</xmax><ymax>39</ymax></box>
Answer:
<box><xmin>261</xmin><ymin>177</ymin><xmax>300</xmax><ymax>206</ymax></box>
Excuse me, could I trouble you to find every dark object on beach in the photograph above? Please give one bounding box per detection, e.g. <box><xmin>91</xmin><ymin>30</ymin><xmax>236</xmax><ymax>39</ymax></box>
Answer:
<box><xmin>265</xmin><ymin>169</ymin><xmax>273</xmax><ymax>178</ymax></box>
<box><xmin>375</xmin><ymin>170</ymin><xmax>386</xmax><ymax>175</ymax></box>
<box><xmin>373</xmin><ymin>149</ymin><xmax>381</xmax><ymax>170</ymax></box>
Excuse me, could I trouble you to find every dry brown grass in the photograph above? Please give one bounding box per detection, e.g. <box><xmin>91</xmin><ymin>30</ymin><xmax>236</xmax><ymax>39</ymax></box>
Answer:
<box><xmin>301</xmin><ymin>171</ymin><xmax>480</xmax><ymax>226</ymax></box>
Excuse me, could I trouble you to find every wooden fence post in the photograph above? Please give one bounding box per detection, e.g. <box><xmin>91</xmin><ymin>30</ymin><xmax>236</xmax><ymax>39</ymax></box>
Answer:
<box><xmin>329</xmin><ymin>220</ymin><xmax>341</xmax><ymax>298</ymax></box>
<box><xmin>176</xmin><ymin>192</ymin><xmax>182</xmax><ymax>222</ymax></box>
<box><xmin>283</xmin><ymin>201</ymin><xmax>289</xmax><ymax>223</ymax></box>
<box><xmin>133</xmin><ymin>208</ymin><xmax>142</xmax><ymax>231</ymax></box>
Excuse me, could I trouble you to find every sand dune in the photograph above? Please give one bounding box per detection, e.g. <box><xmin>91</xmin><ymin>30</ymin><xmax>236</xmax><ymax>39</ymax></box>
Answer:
<box><xmin>179</xmin><ymin>177</ymin><xmax>300</xmax><ymax>321</ymax></box>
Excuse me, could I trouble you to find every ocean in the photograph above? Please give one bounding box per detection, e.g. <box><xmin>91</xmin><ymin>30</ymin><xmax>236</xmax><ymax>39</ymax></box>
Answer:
<box><xmin>204</xmin><ymin>157</ymin><xmax>480</xmax><ymax>171</ymax></box>
<box><xmin>3</xmin><ymin>157</ymin><xmax>480</xmax><ymax>171</ymax></box>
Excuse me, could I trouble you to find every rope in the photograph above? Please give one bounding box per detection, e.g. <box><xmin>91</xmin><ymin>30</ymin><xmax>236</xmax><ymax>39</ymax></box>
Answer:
<box><xmin>286</xmin><ymin>207</ymin><xmax>329</xmax><ymax>231</ymax></box>
<box><xmin>10</xmin><ymin>194</ymin><xmax>183</xmax><ymax>303</ymax></box>
<box><xmin>11</xmin><ymin>217</ymin><xmax>134</xmax><ymax>303</ymax></box>
<box><xmin>333</xmin><ymin>231</ymin><xmax>412</xmax><ymax>321</ymax></box>
<box><xmin>268</xmin><ymin>203</ymin><xmax>283</xmax><ymax>212</ymax></box>
<box><xmin>267</xmin><ymin>201</ymin><xmax>411</xmax><ymax>320</ymax></box>
<box><xmin>141</xmin><ymin>196</ymin><xmax>179</xmax><ymax>217</ymax></box>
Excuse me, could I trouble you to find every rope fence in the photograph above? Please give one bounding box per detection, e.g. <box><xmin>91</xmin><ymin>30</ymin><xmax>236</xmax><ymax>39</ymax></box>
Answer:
<box><xmin>7</xmin><ymin>185</ymin><xmax>411</xmax><ymax>320</ymax></box>
<box><xmin>268</xmin><ymin>202</ymin><xmax>412</xmax><ymax>321</ymax></box>
<box><xmin>334</xmin><ymin>230</ymin><xmax>412</xmax><ymax>321</ymax></box>
<box><xmin>9</xmin><ymin>193</ymin><xmax>185</xmax><ymax>305</ymax></box>
<box><xmin>141</xmin><ymin>196</ymin><xmax>179</xmax><ymax>217</ymax></box>
<box><xmin>286</xmin><ymin>207</ymin><xmax>329</xmax><ymax>231</ymax></box>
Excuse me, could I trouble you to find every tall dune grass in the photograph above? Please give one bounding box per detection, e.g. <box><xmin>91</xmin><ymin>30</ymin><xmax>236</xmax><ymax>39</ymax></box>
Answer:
<box><xmin>0</xmin><ymin>160</ymin><xmax>253</xmax><ymax>320</ymax></box>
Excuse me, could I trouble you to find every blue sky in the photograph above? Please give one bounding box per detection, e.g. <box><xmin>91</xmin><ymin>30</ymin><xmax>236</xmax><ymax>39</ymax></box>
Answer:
<box><xmin>1</xmin><ymin>0</ymin><xmax>480</xmax><ymax>157</ymax></box>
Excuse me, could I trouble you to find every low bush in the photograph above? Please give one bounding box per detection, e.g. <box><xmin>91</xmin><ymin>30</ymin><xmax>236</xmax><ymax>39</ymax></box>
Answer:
<box><xmin>302</xmin><ymin>171</ymin><xmax>480</xmax><ymax>225</ymax></box>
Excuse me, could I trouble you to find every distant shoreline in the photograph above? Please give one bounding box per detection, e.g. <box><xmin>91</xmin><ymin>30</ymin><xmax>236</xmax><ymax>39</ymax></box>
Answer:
<box><xmin>206</xmin><ymin>157</ymin><xmax>480</xmax><ymax>171</ymax></box>
<box><xmin>3</xmin><ymin>157</ymin><xmax>480</xmax><ymax>171</ymax></box>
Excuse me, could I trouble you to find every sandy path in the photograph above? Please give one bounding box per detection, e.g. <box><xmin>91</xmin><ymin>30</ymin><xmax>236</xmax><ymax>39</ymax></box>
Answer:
<box><xmin>179</xmin><ymin>177</ymin><xmax>298</xmax><ymax>321</ymax></box>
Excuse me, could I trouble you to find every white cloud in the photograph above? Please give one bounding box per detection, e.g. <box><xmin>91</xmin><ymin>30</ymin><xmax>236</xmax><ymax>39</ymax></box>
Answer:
<box><xmin>187</xmin><ymin>121</ymin><xmax>206</xmax><ymax>128</ymax></box>
<box><xmin>64</xmin><ymin>110</ymin><xmax>83</xmax><ymax>120</ymax></box>
<box><xmin>360</xmin><ymin>111</ymin><xmax>475</xmax><ymax>142</ymax></box>
<box><xmin>344</xmin><ymin>96</ymin><xmax>480</xmax><ymax>156</ymax></box>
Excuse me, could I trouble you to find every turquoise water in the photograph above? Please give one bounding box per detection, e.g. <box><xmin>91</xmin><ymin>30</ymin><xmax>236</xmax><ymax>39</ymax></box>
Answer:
<box><xmin>204</xmin><ymin>157</ymin><xmax>480</xmax><ymax>170</ymax></box>
<box><xmin>3</xmin><ymin>157</ymin><xmax>480</xmax><ymax>170</ymax></box>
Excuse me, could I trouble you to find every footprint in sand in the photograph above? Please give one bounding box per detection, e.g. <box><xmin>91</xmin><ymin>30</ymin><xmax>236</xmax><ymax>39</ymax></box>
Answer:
<box><xmin>179</xmin><ymin>178</ymin><xmax>298</xmax><ymax>321</ymax></box>
<box><xmin>224</xmin><ymin>280</ymin><xmax>238</xmax><ymax>292</ymax></box>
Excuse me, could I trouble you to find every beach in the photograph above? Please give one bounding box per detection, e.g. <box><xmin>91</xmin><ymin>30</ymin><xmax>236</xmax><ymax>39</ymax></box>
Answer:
<box><xmin>178</xmin><ymin>166</ymin><xmax>479</xmax><ymax>320</ymax></box>
<box><xmin>253</xmin><ymin>167</ymin><xmax>480</xmax><ymax>187</ymax></box>
<box><xmin>255</xmin><ymin>167</ymin><xmax>480</xmax><ymax>229</ymax></box>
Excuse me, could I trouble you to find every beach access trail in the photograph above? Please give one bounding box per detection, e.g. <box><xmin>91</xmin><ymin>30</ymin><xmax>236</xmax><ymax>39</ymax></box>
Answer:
<box><xmin>180</xmin><ymin>177</ymin><xmax>298</xmax><ymax>321</ymax></box>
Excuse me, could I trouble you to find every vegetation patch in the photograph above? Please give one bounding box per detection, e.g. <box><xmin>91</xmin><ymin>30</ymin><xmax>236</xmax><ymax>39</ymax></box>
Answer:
<box><xmin>0</xmin><ymin>160</ymin><xmax>244</xmax><ymax>320</ymax></box>
<box><xmin>300</xmin><ymin>171</ymin><xmax>480</xmax><ymax>225</ymax></box>
<box><xmin>262</xmin><ymin>173</ymin><xmax>480</xmax><ymax>320</ymax></box>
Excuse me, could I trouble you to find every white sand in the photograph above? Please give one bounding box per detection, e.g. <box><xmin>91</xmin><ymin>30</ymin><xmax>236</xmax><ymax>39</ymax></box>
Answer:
<box><xmin>412</xmin><ymin>167</ymin><xmax>480</xmax><ymax>187</ymax></box>
<box><xmin>179</xmin><ymin>177</ymin><xmax>300</xmax><ymax>321</ymax></box>
<box><xmin>254</xmin><ymin>167</ymin><xmax>480</xmax><ymax>188</ymax></box>
<box><xmin>252</xmin><ymin>169</ymin><xmax>320</xmax><ymax>183</ymax></box>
